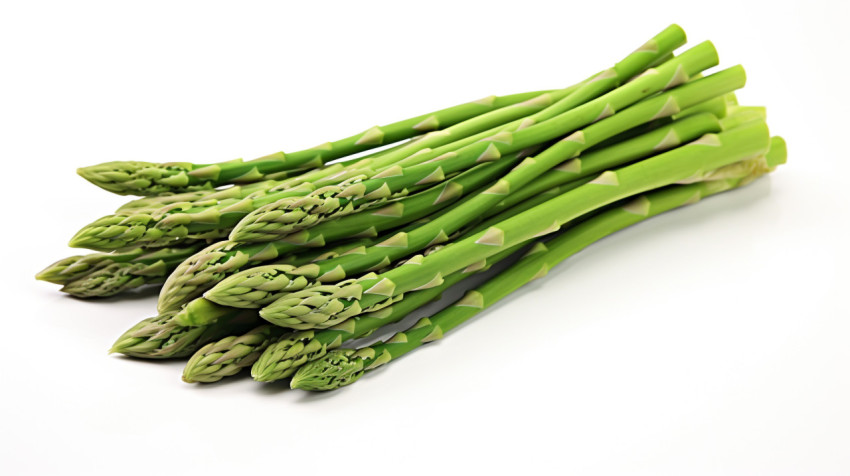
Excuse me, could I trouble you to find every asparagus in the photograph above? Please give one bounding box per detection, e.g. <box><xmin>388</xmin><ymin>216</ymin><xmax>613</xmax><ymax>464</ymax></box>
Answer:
<box><xmin>156</xmin><ymin>154</ymin><xmax>525</xmax><ymax>311</ymax></box>
<box><xmin>290</xmin><ymin>143</ymin><xmax>786</xmax><ymax>391</ymax></box>
<box><xmin>229</xmin><ymin>26</ymin><xmax>688</xmax><ymax>242</ymax></box>
<box><xmin>61</xmin><ymin>262</ymin><xmax>166</xmax><ymax>298</ymax></box>
<box><xmin>70</xmin><ymin>26</ymin><xmax>685</xmax><ymax>252</ymax></box>
<box><xmin>256</xmin><ymin>63</ymin><xmax>744</xmax><ymax>329</ymax></box>
<box><xmin>36</xmin><ymin>244</ymin><xmax>203</xmax><ymax>286</ymax></box>
<box><xmin>182</xmin><ymin>325</ymin><xmax>286</xmax><ymax>383</ymax></box>
<box><xmin>261</xmin><ymin>108</ymin><xmax>766</xmax><ymax>330</ymax></box>
<box><xmin>109</xmin><ymin>307</ymin><xmax>260</xmax><ymax>359</ymax></box>
<box><xmin>203</xmin><ymin>112</ymin><xmax>721</xmax><ymax>312</ymax></box>
<box><xmin>78</xmin><ymin>90</ymin><xmax>556</xmax><ymax>196</ymax></box>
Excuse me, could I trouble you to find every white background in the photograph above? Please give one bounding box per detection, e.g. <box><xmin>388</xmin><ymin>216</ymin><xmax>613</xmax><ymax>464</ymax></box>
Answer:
<box><xmin>2</xmin><ymin>1</ymin><xmax>848</xmax><ymax>474</ymax></box>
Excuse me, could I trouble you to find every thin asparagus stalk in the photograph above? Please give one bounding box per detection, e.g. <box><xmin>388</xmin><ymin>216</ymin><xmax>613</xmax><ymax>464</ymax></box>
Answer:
<box><xmin>229</xmin><ymin>26</ymin><xmax>689</xmax><ymax>242</ymax></box>
<box><xmin>182</xmin><ymin>325</ymin><xmax>287</xmax><ymax>383</ymax></box>
<box><xmin>290</xmin><ymin>142</ymin><xmax>786</xmax><ymax>391</ymax></box>
<box><xmin>202</xmin><ymin>112</ymin><xmax>721</xmax><ymax>313</ymax></box>
<box><xmin>61</xmin><ymin>262</ymin><xmax>166</xmax><ymax>298</ymax></box>
<box><xmin>36</xmin><ymin>244</ymin><xmax>203</xmax><ymax>286</ymax></box>
<box><xmin>78</xmin><ymin>90</ymin><xmax>555</xmax><ymax>196</ymax></box>
<box><xmin>261</xmin><ymin>112</ymin><xmax>767</xmax><ymax>330</ymax></box>
<box><xmin>109</xmin><ymin>307</ymin><xmax>260</xmax><ymax>359</ymax></box>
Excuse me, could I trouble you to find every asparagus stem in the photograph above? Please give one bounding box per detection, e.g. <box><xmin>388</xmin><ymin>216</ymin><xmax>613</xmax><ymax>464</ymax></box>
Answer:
<box><xmin>78</xmin><ymin>89</ymin><xmax>555</xmax><ymax>196</ymax></box>
<box><xmin>36</xmin><ymin>244</ymin><xmax>203</xmax><ymax>286</ymax></box>
<box><xmin>109</xmin><ymin>307</ymin><xmax>260</xmax><ymax>359</ymax></box>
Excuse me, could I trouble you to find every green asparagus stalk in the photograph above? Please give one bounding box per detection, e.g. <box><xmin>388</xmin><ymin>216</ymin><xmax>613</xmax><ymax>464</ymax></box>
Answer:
<box><xmin>261</xmin><ymin>111</ymin><xmax>767</xmax><ymax>330</ymax></box>
<box><xmin>228</xmin><ymin>26</ymin><xmax>689</xmax><ymax>242</ymax></box>
<box><xmin>156</xmin><ymin>154</ymin><xmax>525</xmax><ymax>311</ymax></box>
<box><xmin>109</xmin><ymin>307</ymin><xmax>260</xmax><ymax>359</ymax></box>
<box><xmin>36</xmin><ymin>244</ymin><xmax>203</xmax><ymax>286</ymax></box>
<box><xmin>78</xmin><ymin>89</ymin><xmax>557</xmax><ymax>196</ymax></box>
<box><xmin>61</xmin><ymin>262</ymin><xmax>165</xmax><ymax>298</ymax></box>
<box><xmin>182</xmin><ymin>325</ymin><xmax>287</xmax><ymax>383</ymax></box>
<box><xmin>290</xmin><ymin>142</ymin><xmax>786</xmax><ymax>391</ymax></box>
<box><xmin>202</xmin><ymin>112</ymin><xmax>720</xmax><ymax>312</ymax></box>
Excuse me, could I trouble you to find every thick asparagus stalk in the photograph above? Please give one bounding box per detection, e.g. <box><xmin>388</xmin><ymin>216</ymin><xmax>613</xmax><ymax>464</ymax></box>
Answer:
<box><xmin>78</xmin><ymin>90</ymin><xmax>556</xmax><ymax>196</ymax></box>
<box><xmin>261</xmin><ymin>113</ymin><xmax>767</xmax><ymax>330</ymax></box>
<box><xmin>203</xmin><ymin>113</ymin><xmax>721</xmax><ymax>311</ymax></box>
<box><xmin>229</xmin><ymin>26</ymin><xmax>689</xmax><ymax>242</ymax></box>
<box><xmin>290</xmin><ymin>143</ymin><xmax>786</xmax><ymax>391</ymax></box>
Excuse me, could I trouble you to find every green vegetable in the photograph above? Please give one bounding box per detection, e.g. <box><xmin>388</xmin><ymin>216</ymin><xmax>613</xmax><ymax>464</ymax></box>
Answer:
<box><xmin>77</xmin><ymin>90</ymin><xmax>553</xmax><ymax>196</ymax></box>
<box><xmin>261</xmin><ymin>112</ymin><xmax>766</xmax><ymax>330</ymax></box>
<box><xmin>229</xmin><ymin>26</ymin><xmax>688</xmax><ymax>242</ymax></box>
<box><xmin>290</xmin><ymin>139</ymin><xmax>786</xmax><ymax>391</ymax></box>
<box><xmin>203</xmin><ymin>112</ymin><xmax>721</xmax><ymax>313</ymax></box>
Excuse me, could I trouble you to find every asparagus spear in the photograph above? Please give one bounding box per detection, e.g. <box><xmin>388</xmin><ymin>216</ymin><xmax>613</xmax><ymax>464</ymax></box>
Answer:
<box><xmin>182</xmin><ymin>325</ymin><xmax>287</xmax><ymax>383</ymax></box>
<box><xmin>78</xmin><ymin>89</ymin><xmax>557</xmax><ymax>196</ymax></box>
<box><xmin>36</xmin><ymin>244</ymin><xmax>203</xmax><ymax>286</ymax></box>
<box><xmin>228</xmin><ymin>26</ymin><xmax>689</xmax><ymax>242</ymax></box>
<box><xmin>290</xmin><ymin>143</ymin><xmax>786</xmax><ymax>391</ymax></box>
<box><xmin>156</xmin><ymin>154</ymin><xmax>525</xmax><ymax>311</ymax></box>
<box><xmin>61</xmin><ymin>262</ymin><xmax>166</xmax><ymax>298</ymax></box>
<box><xmin>109</xmin><ymin>307</ymin><xmax>260</xmax><ymax>359</ymax></box>
<box><xmin>261</xmin><ymin>111</ymin><xmax>767</xmax><ymax>330</ymax></box>
<box><xmin>203</xmin><ymin>112</ymin><xmax>720</xmax><ymax>311</ymax></box>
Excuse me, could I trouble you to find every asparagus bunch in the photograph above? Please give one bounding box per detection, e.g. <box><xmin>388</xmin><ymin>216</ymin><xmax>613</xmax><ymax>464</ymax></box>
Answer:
<box><xmin>36</xmin><ymin>25</ymin><xmax>786</xmax><ymax>395</ymax></box>
<box><xmin>291</xmin><ymin>140</ymin><xmax>786</xmax><ymax>391</ymax></box>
